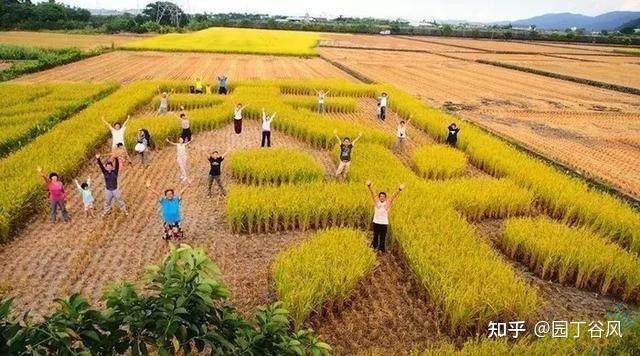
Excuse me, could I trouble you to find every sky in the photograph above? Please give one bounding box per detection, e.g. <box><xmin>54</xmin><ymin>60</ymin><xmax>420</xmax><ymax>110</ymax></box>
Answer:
<box><xmin>52</xmin><ymin>0</ymin><xmax>640</xmax><ymax>22</ymax></box>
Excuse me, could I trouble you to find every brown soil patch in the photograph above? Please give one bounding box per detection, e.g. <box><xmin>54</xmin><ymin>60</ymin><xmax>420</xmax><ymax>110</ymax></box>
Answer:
<box><xmin>310</xmin><ymin>252</ymin><xmax>450</xmax><ymax>355</ymax></box>
<box><xmin>15</xmin><ymin>51</ymin><xmax>353</xmax><ymax>83</ymax></box>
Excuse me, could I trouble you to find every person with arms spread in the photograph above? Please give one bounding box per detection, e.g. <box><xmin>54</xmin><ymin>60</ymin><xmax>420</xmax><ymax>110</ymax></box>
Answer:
<box><xmin>74</xmin><ymin>176</ymin><xmax>95</xmax><ymax>218</ymax></box>
<box><xmin>334</xmin><ymin>130</ymin><xmax>363</xmax><ymax>179</ymax></box>
<box><xmin>102</xmin><ymin>115</ymin><xmax>130</xmax><ymax>149</ymax></box>
<box><xmin>145</xmin><ymin>179</ymin><xmax>190</xmax><ymax>240</ymax></box>
<box><xmin>261</xmin><ymin>108</ymin><xmax>276</xmax><ymax>148</ymax></box>
<box><xmin>217</xmin><ymin>74</ymin><xmax>228</xmax><ymax>95</ymax></box>
<box><xmin>366</xmin><ymin>180</ymin><xmax>405</xmax><ymax>253</ymax></box>
<box><xmin>96</xmin><ymin>154</ymin><xmax>127</xmax><ymax>217</ymax></box>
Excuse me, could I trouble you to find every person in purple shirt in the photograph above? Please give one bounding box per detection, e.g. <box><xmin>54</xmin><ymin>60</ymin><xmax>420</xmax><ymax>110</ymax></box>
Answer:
<box><xmin>96</xmin><ymin>154</ymin><xmax>127</xmax><ymax>217</ymax></box>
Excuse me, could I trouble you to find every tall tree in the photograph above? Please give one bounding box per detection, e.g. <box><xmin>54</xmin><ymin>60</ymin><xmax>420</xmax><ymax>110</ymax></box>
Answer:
<box><xmin>142</xmin><ymin>1</ymin><xmax>187</xmax><ymax>27</ymax></box>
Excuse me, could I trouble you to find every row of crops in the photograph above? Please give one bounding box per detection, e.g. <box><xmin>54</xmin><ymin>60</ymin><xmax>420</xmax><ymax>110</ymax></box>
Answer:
<box><xmin>1</xmin><ymin>79</ymin><xmax>639</xmax><ymax>353</ymax></box>
<box><xmin>0</xmin><ymin>82</ymin><xmax>115</xmax><ymax>156</ymax></box>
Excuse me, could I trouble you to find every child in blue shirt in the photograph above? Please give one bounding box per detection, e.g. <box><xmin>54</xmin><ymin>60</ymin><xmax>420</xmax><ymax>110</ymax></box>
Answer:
<box><xmin>74</xmin><ymin>176</ymin><xmax>95</xmax><ymax>217</ymax></box>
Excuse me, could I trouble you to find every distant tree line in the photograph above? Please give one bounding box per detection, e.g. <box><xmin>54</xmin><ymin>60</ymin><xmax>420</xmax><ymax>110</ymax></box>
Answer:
<box><xmin>0</xmin><ymin>0</ymin><xmax>638</xmax><ymax>45</ymax></box>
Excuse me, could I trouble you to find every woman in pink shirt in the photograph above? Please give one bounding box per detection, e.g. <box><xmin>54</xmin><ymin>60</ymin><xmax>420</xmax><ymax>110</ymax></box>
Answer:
<box><xmin>37</xmin><ymin>167</ymin><xmax>70</xmax><ymax>223</ymax></box>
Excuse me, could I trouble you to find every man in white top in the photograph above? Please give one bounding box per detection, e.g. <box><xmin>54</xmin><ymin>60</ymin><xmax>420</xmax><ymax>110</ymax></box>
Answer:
<box><xmin>261</xmin><ymin>108</ymin><xmax>276</xmax><ymax>148</ymax></box>
<box><xmin>366</xmin><ymin>179</ymin><xmax>405</xmax><ymax>252</ymax></box>
<box><xmin>102</xmin><ymin>115</ymin><xmax>130</xmax><ymax>148</ymax></box>
<box><xmin>378</xmin><ymin>92</ymin><xmax>389</xmax><ymax>120</ymax></box>
<box><xmin>233</xmin><ymin>104</ymin><xmax>246</xmax><ymax>134</ymax></box>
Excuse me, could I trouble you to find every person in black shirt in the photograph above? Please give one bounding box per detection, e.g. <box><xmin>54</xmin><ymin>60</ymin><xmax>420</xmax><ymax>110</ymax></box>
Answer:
<box><xmin>96</xmin><ymin>154</ymin><xmax>127</xmax><ymax>217</ymax></box>
<box><xmin>446</xmin><ymin>123</ymin><xmax>460</xmax><ymax>147</ymax></box>
<box><xmin>207</xmin><ymin>150</ymin><xmax>229</xmax><ymax>197</ymax></box>
<box><xmin>333</xmin><ymin>130</ymin><xmax>362</xmax><ymax>179</ymax></box>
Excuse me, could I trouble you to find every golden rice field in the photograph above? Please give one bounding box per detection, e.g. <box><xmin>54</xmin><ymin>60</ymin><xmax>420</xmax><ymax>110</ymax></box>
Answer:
<box><xmin>122</xmin><ymin>27</ymin><xmax>320</xmax><ymax>56</ymax></box>
<box><xmin>1</xmin><ymin>28</ymin><xmax>640</xmax><ymax>354</ymax></box>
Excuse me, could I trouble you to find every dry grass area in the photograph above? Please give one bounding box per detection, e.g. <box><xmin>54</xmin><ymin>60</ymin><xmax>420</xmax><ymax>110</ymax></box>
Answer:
<box><xmin>0</xmin><ymin>97</ymin><xmax>632</xmax><ymax>354</ymax></box>
<box><xmin>321</xmin><ymin>47</ymin><xmax>640</xmax><ymax>199</ymax></box>
<box><xmin>15</xmin><ymin>50</ymin><xmax>352</xmax><ymax>83</ymax></box>
<box><xmin>397</xmin><ymin>36</ymin><xmax>607</xmax><ymax>54</ymax></box>
<box><xmin>320</xmin><ymin>33</ymin><xmax>480</xmax><ymax>52</ymax></box>
<box><xmin>520</xmin><ymin>40</ymin><xmax>640</xmax><ymax>54</ymax></box>
<box><xmin>449</xmin><ymin>52</ymin><xmax>640</xmax><ymax>89</ymax></box>
<box><xmin>0</xmin><ymin>120</ymin><xmax>335</xmax><ymax>317</ymax></box>
<box><xmin>0</xmin><ymin>31</ymin><xmax>144</xmax><ymax>50</ymax></box>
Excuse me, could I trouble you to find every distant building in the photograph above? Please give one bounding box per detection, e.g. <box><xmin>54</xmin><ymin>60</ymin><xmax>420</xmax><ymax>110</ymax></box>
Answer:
<box><xmin>380</xmin><ymin>30</ymin><xmax>391</xmax><ymax>35</ymax></box>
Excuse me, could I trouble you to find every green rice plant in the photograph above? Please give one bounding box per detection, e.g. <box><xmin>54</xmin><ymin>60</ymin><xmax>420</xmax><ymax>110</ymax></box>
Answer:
<box><xmin>503</xmin><ymin>217</ymin><xmax>640</xmax><ymax>301</ymax></box>
<box><xmin>0</xmin><ymin>82</ymin><xmax>157</xmax><ymax>242</ymax></box>
<box><xmin>227</xmin><ymin>182</ymin><xmax>370</xmax><ymax>234</ymax></box>
<box><xmin>273</xmin><ymin>228</ymin><xmax>376</xmax><ymax>324</ymax></box>
<box><xmin>121</xmin><ymin>27</ymin><xmax>320</xmax><ymax>56</ymax></box>
<box><xmin>229</xmin><ymin>148</ymin><xmax>324</xmax><ymax>185</ymax></box>
<box><xmin>149</xmin><ymin>93</ymin><xmax>225</xmax><ymax>112</ymax></box>
<box><xmin>379</xmin><ymin>83</ymin><xmax>640</xmax><ymax>253</ymax></box>
<box><xmin>281</xmin><ymin>96</ymin><xmax>358</xmax><ymax>113</ymax></box>
<box><xmin>412</xmin><ymin>144</ymin><xmax>468</xmax><ymax>180</ymax></box>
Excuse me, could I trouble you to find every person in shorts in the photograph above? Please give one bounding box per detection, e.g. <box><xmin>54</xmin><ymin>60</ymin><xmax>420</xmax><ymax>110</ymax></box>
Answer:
<box><xmin>333</xmin><ymin>130</ymin><xmax>362</xmax><ymax>179</ymax></box>
<box><xmin>74</xmin><ymin>176</ymin><xmax>95</xmax><ymax>218</ymax></box>
<box><xmin>145</xmin><ymin>179</ymin><xmax>190</xmax><ymax>240</ymax></box>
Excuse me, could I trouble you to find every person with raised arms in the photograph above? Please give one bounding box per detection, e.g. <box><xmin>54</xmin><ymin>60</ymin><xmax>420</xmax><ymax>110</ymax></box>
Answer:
<box><xmin>217</xmin><ymin>74</ymin><xmax>228</xmax><ymax>95</ymax></box>
<box><xmin>145</xmin><ymin>179</ymin><xmax>190</xmax><ymax>241</ymax></box>
<box><xmin>156</xmin><ymin>89</ymin><xmax>173</xmax><ymax>115</ymax></box>
<box><xmin>315</xmin><ymin>89</ymin><xmax>330</xmax><ymax>114</ymax></box>
<box><xmin>366</xmin><ymin>180</ymin><xmax>405</xmax><ymax>253</ymax></box>
<box><xmin>166</xmin><ymin>137</ymin><xmax>192</xmax><ymax>182</ymax></box>
<box><xmin>261</xmin><ymin>108</ymin><xmax>276</xmax><ymax>148</ymax></box>
<box><xmin>333</xmin><ymin>130</ymin><xmax>362</xmax><ymax>179</ymax></box>
<box><xmin>101</xmin><ymin>115</ymin><xmax>130</xmax><ymax>149</ymax></box>
<box><xmin>74</xmin><ymin>176</ymin><xmax>95</xmax><ymax>218</ymax></box>
<box><xmin>96</xmin><ymin>154</ymin><xmax>127</xmax><ymax>217</ymax></box>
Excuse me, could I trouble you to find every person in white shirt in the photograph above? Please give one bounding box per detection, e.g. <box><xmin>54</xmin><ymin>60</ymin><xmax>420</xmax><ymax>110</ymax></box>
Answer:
<box><xmin>366</xmin><ymin>180</ymin><xmax>405</xmax><ymax>253</ymax></box>
<box><xmin>315</xmin><ymin>89</ymin><xmax>330</xmax><ymax>114</ymax></box>
<box><xmin>261</xmin><ymin>108</ymin><xmax>276</xmax><ymax>148</ymax></box>
<box><xmin>156</xmin><ymin>89</ymin><xmax>173</xmax><ymax>115</ymax></box>
<box><xmin>233</xmin><ymin>104</ymin><xmax>246</xmax><ymax>134</ymax></box>
<box><xmin>166</xmin><ymin>137</ymin><xmax>192</xmax><ymax>182</ymax></box>
<box><xmin>102</xmin><ymin>115</ymin><xmax>130</xmax><ymax>148</ymax></box>
<box><xmin>377</xmin><ymin>92</ymin><xmax>389</xmax><ymax>120</ymax></box>
<box><xmin>396</xmin><ymin>115</ymin><xmax>411</xmax><ymax>151</ymax></box>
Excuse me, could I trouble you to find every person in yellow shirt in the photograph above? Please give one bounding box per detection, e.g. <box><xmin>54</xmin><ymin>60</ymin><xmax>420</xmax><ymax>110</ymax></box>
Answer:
<box><xmin>194</xmin><ymin>77</ymin><xmax>204</xmax><ymax>94</ymax></box>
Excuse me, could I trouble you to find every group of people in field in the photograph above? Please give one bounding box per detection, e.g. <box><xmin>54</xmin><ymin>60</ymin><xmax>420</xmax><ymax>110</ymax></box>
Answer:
<box><xmin>38</xmin><ymin>78</ymin><xmax>461</xmax><ymax>251</ymax></box>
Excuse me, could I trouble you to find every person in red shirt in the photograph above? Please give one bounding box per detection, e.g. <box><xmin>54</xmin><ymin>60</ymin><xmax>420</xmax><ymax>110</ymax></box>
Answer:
<box><xmin>37</xmin><ymin>166</ymin><xmax>70</xmax><ymax>223</ymax></box>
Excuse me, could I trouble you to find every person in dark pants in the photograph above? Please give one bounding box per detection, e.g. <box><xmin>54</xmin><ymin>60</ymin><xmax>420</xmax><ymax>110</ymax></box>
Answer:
<box><xmin>378</xmin><ymin>92</ymin><xmax>389</xmax><ymax>120</ymax></box>
<box><xmin>261</xmin><ymin>108</ymin><xmax>276</xmax><ymax>148</ymax></box>
<box><xmin>447</xmin><ymin>123</ymin><xmax>460</xmax><ymax>147</ymax></box>
<box><xmin>207</xmin><ymin>150</ymin><xmax>228</xmax><ymax>197</ymax></box>
<box><xmin>96</xmin><ymin>154</ymin><xmax>127</xmax><ymax>217</ymax></box>
<box><xmin>37</xmin><ymin>167</ymin><xmax>70</xmax><ymax>223</ymax></box>
<box><xmin>217</xmin><ymin>74</ymin><xmax>228</xmax><ymax>95</ymax></box>
<box><xmin>366</xmin><ymin>180</ymin><xmax>404</xmax><ymax>253</ymax></box>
